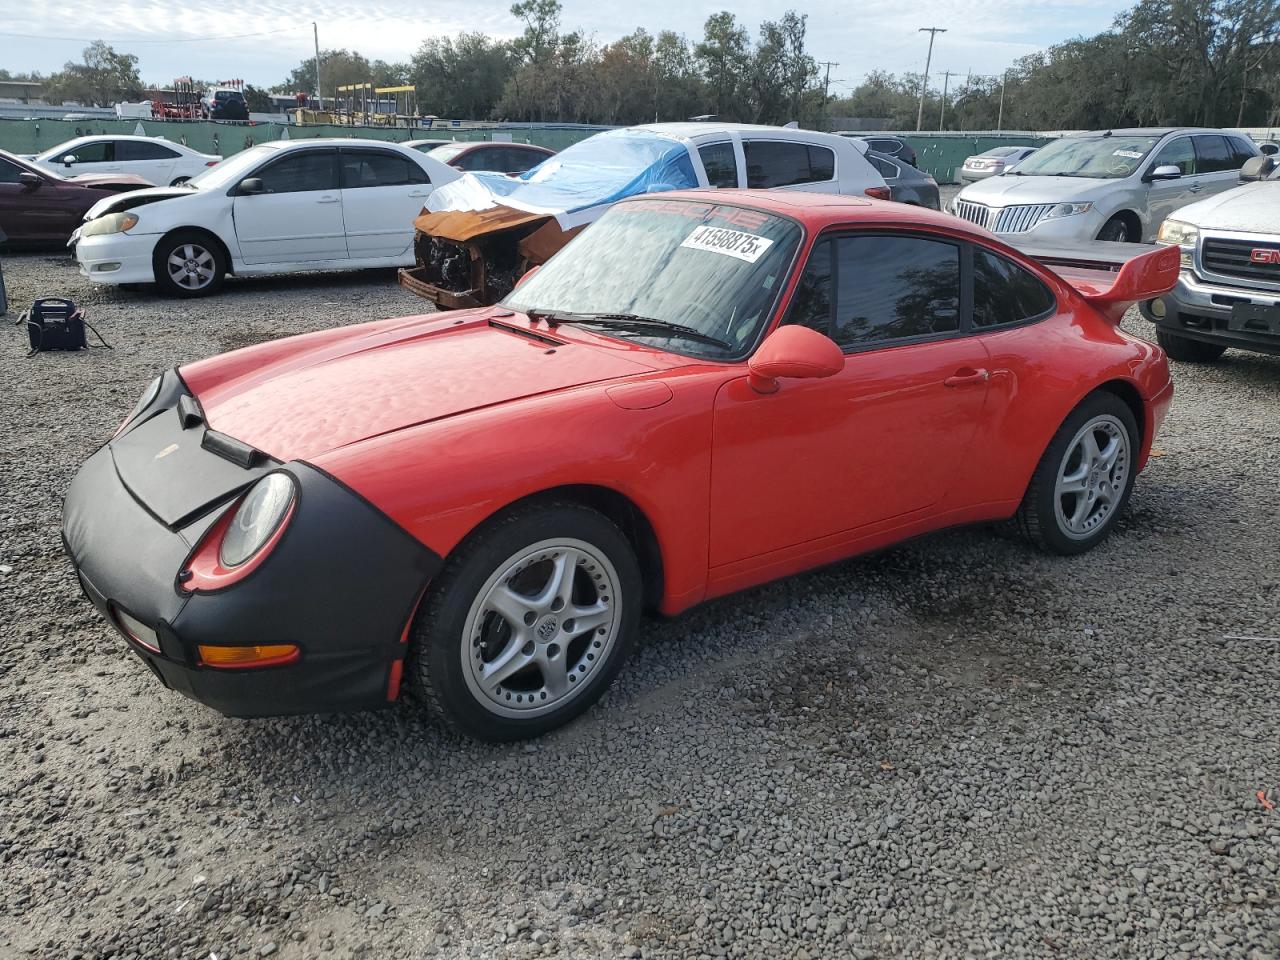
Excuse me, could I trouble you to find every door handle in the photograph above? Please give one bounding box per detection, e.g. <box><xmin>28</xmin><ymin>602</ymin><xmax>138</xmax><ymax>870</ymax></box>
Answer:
<box><xmin>1187</xmin><ymin>183</ymin><xmax>1203</xmax><ymax>193</ymax></box>
<box><xmin>944</xmin><ymin>368</ymin><xmax>989</xmax><ymax>387</ymax></box>
<box><xmin>316</xmin><ymin>196</ymin><xmax>340</xmax><ymax>203</ymax></box>
<box><xmin>408</xmin><ymin>190</ymin><xmax>429</xmax><ymax>198</ymax></box>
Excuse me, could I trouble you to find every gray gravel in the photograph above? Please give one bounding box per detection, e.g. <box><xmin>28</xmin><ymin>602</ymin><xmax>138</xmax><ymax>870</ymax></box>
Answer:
<box><xmin>1</xmin><ymin>244</ymin><xmax>1278</xmax><ymax>960</ymax></box>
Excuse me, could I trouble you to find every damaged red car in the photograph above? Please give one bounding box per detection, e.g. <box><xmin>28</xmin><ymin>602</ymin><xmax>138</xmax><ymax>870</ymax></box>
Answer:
<box><xmin>62</xmin><ymin>191</ymin><xmax>1178</xmax><ymax>741</ymax></box>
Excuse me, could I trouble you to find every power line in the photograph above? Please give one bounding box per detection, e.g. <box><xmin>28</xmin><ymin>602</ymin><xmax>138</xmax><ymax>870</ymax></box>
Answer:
<box><xmin>0</xmin><ymin>27</ymin><xmax>305</xmax><ymax>45</ymax></box>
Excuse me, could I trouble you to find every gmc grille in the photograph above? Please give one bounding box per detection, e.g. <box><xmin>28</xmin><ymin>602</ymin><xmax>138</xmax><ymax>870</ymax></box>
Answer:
<box><xmin>1201</xmin><ymin>236</ymin><xmax>1280</xmax><ymax>286</ymax></box>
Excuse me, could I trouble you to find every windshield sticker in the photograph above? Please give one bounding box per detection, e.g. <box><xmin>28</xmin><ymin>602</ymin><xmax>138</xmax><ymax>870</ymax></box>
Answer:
<box><xmin>680</xmin><ymin>225</ymin><xmax>774</xmax><ymax>263</ymax></box>
<box><xmin>1112</xmin><ymin>149</ymin><xmax>1144</xmax><ymax>159</ymax></box>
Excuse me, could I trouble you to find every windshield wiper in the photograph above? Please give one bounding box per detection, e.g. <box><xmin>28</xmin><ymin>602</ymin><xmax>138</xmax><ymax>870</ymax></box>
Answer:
<box><xmin>566</xmin><ymin>312</ymin><xmax>732</xmax><ymax>350</ymax></box>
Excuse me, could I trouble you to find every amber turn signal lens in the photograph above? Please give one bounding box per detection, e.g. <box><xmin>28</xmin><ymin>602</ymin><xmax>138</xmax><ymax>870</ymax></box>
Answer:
<box><xmin>198</xmin><ymin>643</ymin><xmax>299</xmax><ymax>668</ymax></box>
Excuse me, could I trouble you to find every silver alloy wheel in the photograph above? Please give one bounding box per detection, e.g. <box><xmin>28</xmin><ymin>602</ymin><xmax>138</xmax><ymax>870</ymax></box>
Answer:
<box><xmin>166</xmin><ymin>242</ymin><xmax>216</xmax><ymax>290</ymax></box>
<box><xmin>1054</xmin><ymin>413</ymin><xmax>1130</xmax><ymax>540</ymax></box>
<box><xmin>460</xmin><ymin>537</ymin><xmax>621</xmax><ymax>719</ymax></box>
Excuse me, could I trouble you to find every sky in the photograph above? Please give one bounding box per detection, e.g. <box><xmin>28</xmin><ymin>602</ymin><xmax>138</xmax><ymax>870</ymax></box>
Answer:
<box><xmin>0</xmin><ymin>0</ymin><xmax>1127</xmax><ymax>94</ymax></box>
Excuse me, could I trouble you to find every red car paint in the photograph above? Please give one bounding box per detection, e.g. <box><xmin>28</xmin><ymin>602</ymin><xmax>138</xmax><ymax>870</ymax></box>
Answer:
<box><xmin>181</xmin><ymin>191</ymin><xmax>1175</xmax><ymax>618</ymax></box>
<box><xmin>0</xmin><ymin>150</ymin><xmax>149</xmax><ymax>244</ymax></box>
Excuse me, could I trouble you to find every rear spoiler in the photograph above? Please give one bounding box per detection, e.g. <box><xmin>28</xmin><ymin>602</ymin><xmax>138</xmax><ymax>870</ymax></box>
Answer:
<box><xmin>1008</xmin><ymin>239</ymin><xmax>1181</xmax><ymax>323</ymax></box>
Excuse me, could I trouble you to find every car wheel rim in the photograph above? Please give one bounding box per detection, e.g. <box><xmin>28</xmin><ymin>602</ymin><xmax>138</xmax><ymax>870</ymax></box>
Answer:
<box><xmin>461</xmin><ymin>537</ymin><xmax>621</xmax><ymax>719</ymax></box>
<box><xmin>1054</xmin><ymin>414</ymin><xmax>1130</xmax><ymax>540</ymax></box>
<box><xmin>167</xmin><ymin>243</ymin><xmax>215</xmax><ymax>290</ymax></box>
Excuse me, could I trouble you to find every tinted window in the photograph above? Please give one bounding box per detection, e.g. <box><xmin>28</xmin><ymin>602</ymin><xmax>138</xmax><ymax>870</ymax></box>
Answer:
<box><xmin>0</xmin><ymin>158</ymin><xmax>28</xmax><ymax>183</ymax></box>
<box><xmin>1194</xmin><ymin>135</ymin><xmax>1236</xmax><ymax>173</ymax></box>
<box><xmin>868</xmin><ymin>155</ymin><xmax>899</xmax><ymax>179</ymax></box>
<box><xmin>504</xmin><ymin>146</ymin><xmax>548</xmax><ymax>173</ymax></box>
<box><xmin>698</xmin><ymin>142</ymin><xmax>738</xmax><ymax>188</ymax></box>
<box><xmin>340</xmin><ymin>150</ymin><xmax>427</xmax><ymax>188</ymax></box>
<box><xmin>973</xmin><ymin>249</ymin><xmax>1055</xmax><ymax>328</ymax></box>
<box><xmin>784</xmin><ymin>234</ymin><xmax>960</xmax><ymax>348</ymax></box>
<box><xmin>119</xmin><ymin>141</ymin><xmax>180</xmax><ymax>161</ymax></box>
<box><xmin>452</xmin><ymin>148</ymin><xmax>491</xmax><ymax>172</ymax></box>
<box><xmin>743</xmin><ymin>140</ymin><xmax>835</xmax><ymax>188</ymax></box>
<box><xmin>1230</xmin><ymin>137</ymin><xmax>1259</xmax><ymax>165</ymax></box>
<box><xmin>257</xmin><ymin>150</ymin><xmax>338</xmax><ymax>193</ymax></box>
<box><xmin>68</xmin><ymin>141</ymin><xmax>113</xmax><ymax>163</ymax></box>
<box><xmin>866</xmin><ymin>138</ymin><xmax>901</xmax><ymax>155</ymax></box>
<box><xmin>1150</xmin><ymin>137</ymin><xmax>1195</xmax><ymax>175</ymax></box>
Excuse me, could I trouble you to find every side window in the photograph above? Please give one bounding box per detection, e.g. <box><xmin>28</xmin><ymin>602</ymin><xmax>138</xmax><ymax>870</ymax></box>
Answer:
<box><xmin>1151</xmin><ymin>137</ymin><xmax>1195</xmax><ymax>175</ymax></box>
<box><xmin>698</xmin><ymin>142</ymin><xmax>738</xmax><ymax>188</ymax></box>
<box><xmin>452</xmin><ymin>148</ymin><xmax>490</xmax><ymax>172</ymax></box>
<box><xmin>867</xmin><ymin>138</ymin><xmax>898</xmax><ymax>155</ymax></box>
<box><xmin>1194</xmin><ymin>135</ymin><xmax>1236</xmax><ymax>173</ymax></box>
<box><xmin>744</xmin><ymin>140</ymin><xmax>833</xmax><ymax>188</ymax></box>
<box><xmin>972</xmin><ymin>249</ymin><xmax>1055</xmax><ymax>328</ymax></box>
<box><xmin>1230</xmin><ymin>138</ymin><xmax>1259</xmax><ymax>166</ymax></box>
<box><xmin>257</xmin><ymin>150</ymin><xmax>338</xmax><ymax>193</ymax></box>
<box><xmin>68</xmin><ymin>141</ymin><xmax>113</xmax><ymax>163</ymax></box>
<box><xmin>120</xmin><ymin>141</ymin><xmax>180</xmax><ymax>161</ymax></box>
<box><xmin>0</xmin><ymin>158</ymin><xmax>29</xmax><ymax>183</ymax></box>
<box><xmin>339</xmin><ymin>150</ymin><xmax>427</xmax><ymax>189</ymax></box>
<box><xmin>869</xmin><ymin>155</ymin><xmax>899</xmax><ymax>180</ymax></box>
<box><xmin>505</xmin><ymin>148</ymin><xmax>543</xmax><ymax>173</ymax></box>
<box><xmin>782</xmin><ymin>240</ymin><xmax>834</xmax><ymax>333</ymax></box>
<box><xmin>832</xmin><ymin>235</ymin><xmax>960</xmax><ymax>347</ymax></box>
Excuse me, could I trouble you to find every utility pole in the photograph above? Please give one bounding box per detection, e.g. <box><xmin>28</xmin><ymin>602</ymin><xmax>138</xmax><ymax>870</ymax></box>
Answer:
<box><xmin>939</xmin><ymin>70</ymin><xmax>956</xmax><ymax>131</ymax></box>
<box><xmin>817</xmin><ymin>60</ymin><xmax>837</xmax><ymax>130</ymax></box>
<box><xmin>313</xmin><ymin>22</ymin><xmax>323</xmax><ymax>112</ymax></box>
<box><xmin>997</xmin><ymin>69</ymin><xmax>1007</xmax><ymax>132</ymax></box>
<box><xmin>916</xmin><ymin>27</ymin><xmax>945</xmax><ymax>132</ymax></box>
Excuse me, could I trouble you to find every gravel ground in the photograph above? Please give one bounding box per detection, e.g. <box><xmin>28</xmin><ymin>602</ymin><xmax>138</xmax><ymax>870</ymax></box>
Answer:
<box><xmin>1</xmin><ymin>234</ymin><xmax>1277</xmax><ymax>960</ymax></box>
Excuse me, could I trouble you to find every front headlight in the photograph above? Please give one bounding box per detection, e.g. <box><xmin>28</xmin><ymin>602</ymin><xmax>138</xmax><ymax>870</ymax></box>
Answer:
<box><xmin>1157</xmin><ymin>219</ymin><xmax>1198</xmax><ymax>246</ymax></box>
<box><xmin>219</xmin><ymin>474</ymin><xmax>296</xmax><ymax>568</ymax></box>
<box><xmin>1042</xmin><ymin>201</ymin><xmax>1094</xmax><ymax>221</ymax></box>
<box><xmin>81</xmin><ymin>211</ymin><xmax>140</xmax><ymax>237</ymax></box>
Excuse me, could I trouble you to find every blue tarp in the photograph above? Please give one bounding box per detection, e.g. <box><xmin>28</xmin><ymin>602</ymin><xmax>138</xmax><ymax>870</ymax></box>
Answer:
<box><xmin>425</xmin><ymin>128</ymin><xmax>698</xmax><ymax>226</ymax></box>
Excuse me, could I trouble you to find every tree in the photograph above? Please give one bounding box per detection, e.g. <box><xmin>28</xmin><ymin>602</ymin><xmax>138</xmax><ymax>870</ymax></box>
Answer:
<box><xmin>42</xmin><ymin>41</ymin><xmax>142</xmax><ymax>107</ymax></box>
<box><xmin>695</xmin><ymin>12</ymin><xmax>749</xmax><ymax>119</ymax></box>
<box><xmin>412</xmin><ymin>33</ymin><xmax>513</xmax><ymax>119</ymax></box>
<box><xmin>510</xmin><ymin>0</ymin><xmax>563</xmax><ymax>65</ymax></box>
<box><xmin>276</xmin><ymin>49</ymin><xmax>407</xmax><ymax>99</ymax></box>
<box><xmin>243</xmin><ymin>84</ymin><xmax>274</xmax><ymax>112</ymax></box>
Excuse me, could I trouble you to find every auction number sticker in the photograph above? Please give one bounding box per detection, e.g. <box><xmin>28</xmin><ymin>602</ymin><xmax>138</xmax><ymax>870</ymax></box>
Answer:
<box><xmin>680</xmin><ymin>225</ymin><xmax>774</xmax><ymax>263</ymax></box>
<box><xmin>1112</xmin><ymin>149</ymin><xmax>1144</xmax><ymax>159</ymax></box>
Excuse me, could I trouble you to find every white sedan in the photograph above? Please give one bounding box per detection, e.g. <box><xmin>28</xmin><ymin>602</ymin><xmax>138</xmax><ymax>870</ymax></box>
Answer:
<box><xmin>33</xmin><ymin>135</ymin><xmax>221</xmax><ymax>186</ymax></box>
<box><xmin>73</xmin><ymin>139</ymin><xmax>462</xmax><ymax>297</ymax></box>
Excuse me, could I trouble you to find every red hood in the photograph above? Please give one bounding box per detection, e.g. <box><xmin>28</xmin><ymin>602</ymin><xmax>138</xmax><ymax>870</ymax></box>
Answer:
<box><xmin>181</xmin><ymin>312</ymin><xmax>660</xmax><ymax>461</ymax></box>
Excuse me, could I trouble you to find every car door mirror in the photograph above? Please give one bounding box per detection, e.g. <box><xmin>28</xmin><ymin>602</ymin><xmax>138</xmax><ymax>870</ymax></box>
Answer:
<box><xmin>62</xmin><ymin>154</ymin><xmax>76</xmax><ymax>167</ymax></box>
<box><xmin>1146</xmin><ymin>164</ymin><xmax>1182</xmax><ymax>182</ymax></box>
<box><xmin>748</xmin><ymin>325</ymin><xmax>844</xmax><ymax>395</ymax></box>
<box><xmin>18</xmin><ymin>171</ymin><xmax>41</xmax><ymax>189</ymax></box>
<box><xmin>1240</xmin><ymin>156</ymin><xmax>1275</xmax><ymax>182</ymax></box>
<box><xmin>237</xmin><ymin>177</ymin><xmax>265</xmax><ymax>195</ymax></box>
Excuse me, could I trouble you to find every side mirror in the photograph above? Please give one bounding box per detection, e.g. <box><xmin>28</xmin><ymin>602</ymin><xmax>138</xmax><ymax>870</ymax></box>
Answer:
<box><xmin>62</xmin><ymin>154</ymin><xmax>76</xmax><ymax>167</ymax></box>
<box><xmin>237</xmin><ymin>177</ymin><xmax>265</xmax><ymax>195</ymax></box>
<box><xmin>1146</xmin><ymin>164</ymin><xmax>1182</xmax><ymax>182</ymax></box>
<box><xmin>515</xmin><ymin>265</ymin><xmax>540</xmax><ymax>288</ymax></box>
<box><xmin>747</xmin><ymin>325</ymin><xmax>844</xmax><ymax>395</ymax></box>
<box><xmin>18</xmin><ymin>171</ymin><xmax>41</xmax><ymax>189</ymax></box>
<box><xmin>1240</xmin><ymin>156</ymin><xmax>1275</xmax><ymax>182</ymax></box>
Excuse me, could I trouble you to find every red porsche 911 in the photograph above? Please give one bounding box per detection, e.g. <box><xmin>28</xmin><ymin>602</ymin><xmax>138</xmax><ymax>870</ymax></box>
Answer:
<box><xmin>62</xmin><ymin>191</ymin><xmax>1179</xmax><ymax>741</ymax></box>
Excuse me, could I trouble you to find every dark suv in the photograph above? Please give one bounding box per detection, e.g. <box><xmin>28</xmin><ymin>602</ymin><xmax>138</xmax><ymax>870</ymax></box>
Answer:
<box><xmin>857</xmin><ymin>135</ymin><xmax>917</xmax><ymax>168</ymax></box>
<box><xmin>203</xmin><ymin>89</ymin><xmax>248</xmax><ymax>121</ymax></box>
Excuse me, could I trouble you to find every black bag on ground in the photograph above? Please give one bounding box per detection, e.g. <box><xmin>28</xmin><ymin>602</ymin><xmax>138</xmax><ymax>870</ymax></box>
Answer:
<box><xmin>17</xmin><ymin>298</ymin><xmax>111</xmax><ymax>355</ymax></box>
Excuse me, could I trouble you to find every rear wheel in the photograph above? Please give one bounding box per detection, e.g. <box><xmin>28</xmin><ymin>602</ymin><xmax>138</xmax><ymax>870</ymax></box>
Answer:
<box><xmin>411</xmin><ymin>501</ymin><xmax>641</xmax><ymax>741</ymax></box>
<box><xmin>152</xmin><ymin>230</ymin><xmax>225</xmax><ymax>297</ymax></box>
<box><xmin>1017</xmin><ymin>392</ymin><xmax>1139</xmax><ymax>555</ymax></box>
<box><xmin>1156</xmin><ymin>329</ymin><xmax>1227</xmax><ymax>363</ymax></box>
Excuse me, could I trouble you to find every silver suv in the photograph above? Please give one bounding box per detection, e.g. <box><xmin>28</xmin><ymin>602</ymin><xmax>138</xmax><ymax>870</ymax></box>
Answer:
<box><xmin>1140</xmin><ymin>156</ymin><xmax>1280</xmax><ymax>361</ymax></box>
<box><xmin>951</xmin><ymin>128</ymin><xmax>1259</xmax><ymax>243</ymax></box>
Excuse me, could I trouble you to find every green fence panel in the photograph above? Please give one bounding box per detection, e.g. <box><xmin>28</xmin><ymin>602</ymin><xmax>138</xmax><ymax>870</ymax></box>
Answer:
<box><xmin>894</xmin><ymin>134</ymin><xmax>1054</xmax><ymax>184</ymax></box>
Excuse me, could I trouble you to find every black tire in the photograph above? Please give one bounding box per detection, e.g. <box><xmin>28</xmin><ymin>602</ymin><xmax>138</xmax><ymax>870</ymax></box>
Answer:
<box><xmin>169</xmin><ymin>176</ymin><xmax>191</xmax><ymax>186</ymax></box>
<box><xmin>1096</xmin><ymin>216</ymin><xmax>1133</xmax><ymax>243</ymax></box>
<box><xmin>1155</xmin><ymin>329</ymin><xmax>1227</xmax><ymax>363</ymax></box>
<box><xmin>1016</xmin><ymin>391</ymin><xmax>1140</xmax><ymax>555</ymax></box>
<box><xmin>410</xmin><ymin>500</ymin><xmax>642</xmax><ymax>741</ymax></box>
<box><xmin>152</xmin><ymin>230</ymin><xmax>225</xmax><ymax>298</ymax></box>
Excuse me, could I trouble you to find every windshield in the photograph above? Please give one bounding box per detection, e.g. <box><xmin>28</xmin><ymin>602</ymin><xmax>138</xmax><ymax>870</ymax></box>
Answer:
<box><xmin>1012</xmin><ymin>135</ymin><xmax>1160</xmax><ymax>179</ymax></box>
<box><xmin>186</xmin><ymin>144</ymin><xmax>280</xmax><ymax>189</ymax></box>
<box><xmin>504</xmin><ymin>198</ymin><xmax>801</xmax><ymax>361</ymax></box>
<box><xmin>427</xmin><ymin>143</ymin><xmax>469</xmax><ymax>163</ymax></box>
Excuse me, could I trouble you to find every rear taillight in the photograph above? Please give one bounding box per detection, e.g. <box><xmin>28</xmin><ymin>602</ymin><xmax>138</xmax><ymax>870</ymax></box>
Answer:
<box><xmin>864</xmin><ymin>186</ymin><xmax>892</xmax><ymax>201</ymax></box>
<box><xmin>205</xmin><ymin>160</ymin><xmax>219</xmax><ymax>167</ymax></box>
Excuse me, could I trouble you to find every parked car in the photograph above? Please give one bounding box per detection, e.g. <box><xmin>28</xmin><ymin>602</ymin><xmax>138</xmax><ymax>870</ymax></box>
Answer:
<box><xmin>951</xmin><ymin>128</ymin><xmax>1260</xmax><ymax>242</ymax></box>
<box><xmin>202</xmin><ymin>88</ymin><xmax>248</xmax><ymax>121</ymax></box>
<box><xmin>1257</xmin><ymin>141</ymin><xmax>1278</xmax><ymax>157</ymax></box>
<box><xmin>865</xmin><ymin>149</ymin><xmax>940</xmax><ymax>208</ymax></box>
<box><xmin>401</xmin><ymin>123</ymin><xmax>889</xmax><ymax>308</ymax></box>
<box><xmin>62</xmin><ymin>189</ymin><xmax>1179</xmax><ymax>740</ymax></box>
<box><xmin>407</xmin><ymin>140</ymin><xmax>556</xmax><ymax>174</ymax></box>
<box><xmin>0</xmin><ymin>150</ymin><xmax>149</xmax><ymax>245</ymax></box>
<box><xmin>31</xmin><ymin>135</ymin><xmax>221</xmax><ymax>186</ymax></box>
<box><xmin>72</xmin><ymin>139</ymin><xmax>462</xmax><ymax>296</ymax></box>
<box><xmin>959</xmin><ymin>146</ymin><xmax>1038</xmax><ymax>182</ymax></box>
<box><xmin>1140</xmin><ymin>155</ymin><xmax>1280</xmax><ymax>361</ymax></box>
<box><xmin>854</xmin><ymin>134</ymin><xmax>918</xmax><ymax>167</ymax></box>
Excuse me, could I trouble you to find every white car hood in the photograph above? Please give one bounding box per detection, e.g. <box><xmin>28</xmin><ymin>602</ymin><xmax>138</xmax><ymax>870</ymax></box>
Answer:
<box><xmin>1170</xmin><ymin>181</ymin><xmax>1280</xmax><ymax>235</ymax></box>
<box><xmin>83</xmin><ymin>185</ymin><xmax>196</xmax><ymax>221</ymax></box>
<box><xmin>958</xmin><ymin>175</ymin><xmax>1114</xmax><ymax>206</ymax></box>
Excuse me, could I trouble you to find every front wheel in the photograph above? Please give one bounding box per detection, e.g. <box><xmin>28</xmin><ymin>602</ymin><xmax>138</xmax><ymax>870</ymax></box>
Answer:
<box><xmin>411</xmin><ymin>501</ymin><xmax>642</xmax><ymax>741</ymax></box>
<box><xmin>1097</xmin><ymin>216</ymin><xmax>1133</xmax><ymax>242</ymax></box>
<box><xmin>1156</xmin><ymin>329</ymin><xmax>1227</xmax><ymax>363</ymax></box>
<box><xmin>1016</xmin><ymin>392</ymin><xmax>1139</xmax><ymax>555</ymax></box>
<box><xmin>152</xmin><ymin>230</ymin><xmax>225</xmax><ymax>297</ymax></box>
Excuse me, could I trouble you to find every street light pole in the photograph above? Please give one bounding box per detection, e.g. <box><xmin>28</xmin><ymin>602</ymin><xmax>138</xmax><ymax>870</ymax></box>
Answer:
<box><xmin>939</xmin><ymin>70</ymin><xmax>956</xmax><ymax>131</ymax></box>
<box><xmin>916</xmin><ymin>27</ymin><xmax>946</xmax><ymax>132</ymax></box>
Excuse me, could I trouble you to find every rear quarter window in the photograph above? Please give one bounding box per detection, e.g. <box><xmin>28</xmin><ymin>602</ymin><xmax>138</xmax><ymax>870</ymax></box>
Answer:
<box><xmin>972</xmin><ymin>249</ymin><xmax>1056</xmax><ymax>328</ymax></box>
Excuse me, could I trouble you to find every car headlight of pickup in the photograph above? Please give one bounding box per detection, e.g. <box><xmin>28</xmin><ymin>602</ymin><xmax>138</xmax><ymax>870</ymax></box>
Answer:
<box><xmin>1157</xmin><ymin>219</ymin><xmax>1198</xmax><ymax>268</ymax></box>
<box><xmin>81</xmin><ymin>211</ymin><xmax>140</xmax><ymax>237</ymax></box>
<box><xmin>1042</xmin><ymin>201</ymin><xmax>1094</xmax><ymax>221</ymax></box>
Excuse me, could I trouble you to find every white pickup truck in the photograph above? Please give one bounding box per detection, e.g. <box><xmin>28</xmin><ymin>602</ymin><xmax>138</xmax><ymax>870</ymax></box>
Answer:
<box><xmin>1141</xmin><ymin>155</ymin><xmax>1280</xmax><ymax>360</ymax></box>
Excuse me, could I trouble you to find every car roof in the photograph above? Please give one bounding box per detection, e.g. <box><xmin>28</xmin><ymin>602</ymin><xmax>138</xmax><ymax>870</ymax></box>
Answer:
<box><xmin>630</xmin><ymin>122</ymin><xmax>842</xmax><ymax>141</ymax></box>
<box><xmin>1067</xmin><ymin>127</ymin><xmax>1236</xmax><ymax>138</ymax></box>
<box><xmin>623</xmin><ymin>188</ymin><xmax>965</xmax><ymax>231</ymax></box>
